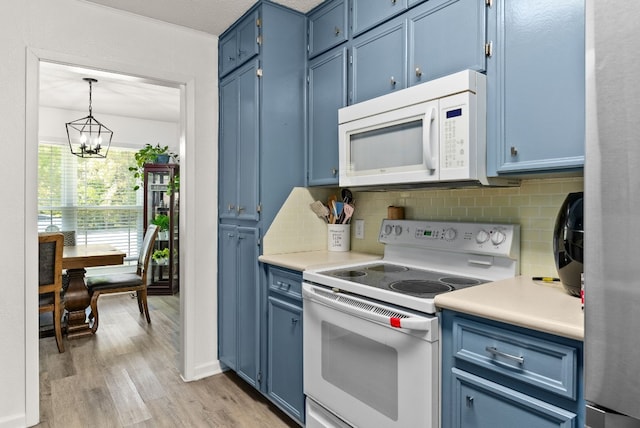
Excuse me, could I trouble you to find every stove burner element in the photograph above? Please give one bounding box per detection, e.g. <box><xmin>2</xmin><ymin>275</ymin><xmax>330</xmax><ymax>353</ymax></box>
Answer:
<box><xmin>365</xmin><ymin>264</ymin><xmax>409</xmax><ymax>273</ymax></box>
<box><xmin>389</xmin><ymin>280</ymin><xmax>453</xmax><ymax>296</ymax></box>
<box><xmin>333</xmin><ymin>270</ymin><xmax>367</xmax><ymax>278</ymax></box>
<box><xmin>440</xmin><ymin>277</ymin><xmax>483</xmax><ymax>286</ymax></box>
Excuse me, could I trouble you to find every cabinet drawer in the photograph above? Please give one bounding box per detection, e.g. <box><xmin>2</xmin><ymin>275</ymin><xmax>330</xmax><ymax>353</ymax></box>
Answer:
<box><xmin>452</xmin><ymin>368</ymin><xmax>577</xmax><ymax>428</ymax></box>
<box><xmin>452</xmin><ymin>317</ymin><xmax>578</xmax><ymax>399</ymax></box>
<box><xmin>268</xmin><ymin>267</ymin><xmax>302</xmax><ymax>300</ymax></box>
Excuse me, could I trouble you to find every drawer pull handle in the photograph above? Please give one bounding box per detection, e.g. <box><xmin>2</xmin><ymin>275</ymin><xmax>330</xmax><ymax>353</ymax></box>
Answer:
<box><xmin>276</xmin><ymin>281</ymin><xmax>291</xmax><ymax>290</ymax></box>
<box><xmin>485</xmin><ymin>346</ymin><xmax>524</xmax><ymax>365</ymax></box>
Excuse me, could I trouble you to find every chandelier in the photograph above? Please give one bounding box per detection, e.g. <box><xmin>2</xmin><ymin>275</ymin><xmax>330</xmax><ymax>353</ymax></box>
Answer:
<box><xmin>65</xmin><ymin>77</ymin><xmax>113</xmax><ymax>158</ymax></box>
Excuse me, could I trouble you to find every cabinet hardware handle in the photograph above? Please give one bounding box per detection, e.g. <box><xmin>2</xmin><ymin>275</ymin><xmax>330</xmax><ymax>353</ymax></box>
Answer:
<box><xmin>415</xmin><ymin>67</ymin><xmax>423</xmax><ymax>77</ymax></box>
<box><xmin>276</xmin><ymin>281</ymin><xmax>291</xmax><ymax>290</ymax></box>
<box><xmin>485</xmin><ymin>346</ymin><xmax>525</xmax><ymax>365</ymax></box>
<box><xmin>391</xmin><ymin>0</ymin><xmax>397</xmax><ymax>4</ymax></box>
<box><xmin>237</xmin><ymin>206</ymin><xmax>245</xmax><ymax>213</ymax></box>
<box><xmin>228</xmin><ymin>56</ymin><xmax>235</xmax><ymax>62</ymax></box>
<box><xmin>466</xmin><ymin>395</ymin><xmax>474</xmax><ymax>407</ymax></box>
<box><xmin>331</xmin><ymin>168</ymin><xmax>337</xmax><ymax>175</ymax></box>
<box><xmin>510</xmin><ymin>146</ymin><xmax>518</xmax><ymax>157</ymax></box>
<box><xmin>390</xmin><ymin>76</ymin><xmax>396</xmax><ymax>86</ymax></box>
<box><xmin>335</xmin><ymin>26</ymin><xmax>341</xmax><ymax>36</ymax></box>
<box><xmin>227</xmin><ymin>204</ymin><xmax>235</xmax><ymax>211</ymax></box>
<box><xmin>291</xmin><ymin>318</ymin><xmax>298</xmax><ymax>324</ymax></box>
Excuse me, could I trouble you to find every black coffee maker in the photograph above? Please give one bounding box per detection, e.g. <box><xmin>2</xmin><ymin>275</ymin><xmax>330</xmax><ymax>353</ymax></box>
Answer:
<box><xmin>553</xmin><ymin>192</ymin><xmax>584</xmax><ymax>297</ymax></box>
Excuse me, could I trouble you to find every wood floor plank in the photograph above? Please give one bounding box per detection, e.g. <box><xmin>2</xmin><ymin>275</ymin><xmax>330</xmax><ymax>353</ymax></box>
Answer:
<box><xmin>37</xmin><ymin>293</ymin><xmax>298</xmax><ymax>428</ymax></box>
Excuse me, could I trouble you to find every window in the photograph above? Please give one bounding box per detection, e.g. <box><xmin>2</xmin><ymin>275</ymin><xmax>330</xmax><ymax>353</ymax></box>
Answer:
<box><xmin>38</xmin><ymin>142</ymin><xmax>143</xmax><ymax>263</ymax></box>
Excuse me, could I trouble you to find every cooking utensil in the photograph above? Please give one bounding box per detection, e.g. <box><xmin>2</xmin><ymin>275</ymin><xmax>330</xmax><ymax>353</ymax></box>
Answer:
<box><xmin>310</xmin><ymin>201</ymin><xmax>329</xmax><ymax>223</ymax></box>
<box><xmin>328</xmin><ymin>195</ymin><xmax>337</xmax><ymax>223</ymax></box>
<box><xmin>342</xmin><ymin>203</ymin><xmax>354</xmax><ymax>224</ymax></box>
<box><xmin>335</xmin><ymin>201</ymin><xmax>345</xmax><ymax>224</ymax></box>
<box><xmin>341</xmin><ymin>188</ymin><xmax>353</xmax><ymax>204</ymax></box>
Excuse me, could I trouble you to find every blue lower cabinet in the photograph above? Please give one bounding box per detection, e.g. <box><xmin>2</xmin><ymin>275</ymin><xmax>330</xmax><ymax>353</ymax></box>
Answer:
<box><xmin>218</xmin><ymin>225</ymin><xmax>261</xmax><ymax>387</ymax></box>
<box><xmin>452</xmin><ymin>368</ymin><xmax>576</xmax><ymax>428</ymax></box>
<box><xmin>441</xmin><ymin>310</ymin><xmax>584</xmax><ymax>428</ymax></box>
<box><xmin>265</xmin><ymin>265</ymin><xmax>305</xmax><ymax>424</ymax></box>
<box><xmin>267</xmin><ymin>296</ymin><xmax>304</xmax><ymax>422</ymax></box>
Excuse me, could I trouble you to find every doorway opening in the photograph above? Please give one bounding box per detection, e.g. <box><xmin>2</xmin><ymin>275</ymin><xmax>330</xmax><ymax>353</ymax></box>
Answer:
<box><xmin>36</xmin><ymin>60</ymin><xmax>184</xmax><ymax>409</ymax></box>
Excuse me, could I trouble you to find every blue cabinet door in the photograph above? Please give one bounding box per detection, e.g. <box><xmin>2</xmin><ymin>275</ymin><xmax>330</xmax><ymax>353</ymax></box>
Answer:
<box><xmin>267</xmin><ymin>296</ymin><xmax>304</xmax><ymax>422</ymax></box>
<box><xmin>219</xmin><ymin>75</ymin><xmax>239</xmax><ymax>219</ymax></box>
<box><xmin>308</xmin><ymin>0</ymin><xmax>349</xmax><ymax>58</ymax></box>
<box><xmin>220</xmin><ymin>32</ymin><xmax>239</xmax><ymax>78</ymax></box>
<box><xmin>351</xmin><ymin>18</ymin><xmax>407</xmax><ymax>103</ymax></box>
<box><xmin>217</xmin><ymin>225</ymin><xmax>237</xmax><ymax>369</ymax></box>
<box><xmin>487</xmin><ymin>0</ymin><xmax>585</xmax><ymax>175</ymax></box>
<box><xmin>352</xmin><ymin>0</ymin><xmax>407</xmax><ymax>36</ymax></box>
<box><xmin>308</xmin><ymin>47</ymin><xmax>348</xmax><ymax>186</ymax></box>
<box><xmin>218</xmin><ymin>60</ymin><xmax>260</xmax><ymax>221</ymax></box>
<box><xmin>452</xmin><ymin>368</ymin><xmax>577</xmax><ymax>428</ymax></box>
<box><xmin>408</xmin><ymin>0</ymin><xmax>486</xmax><ymax>86</ymax></box>
<box><xmin>237</xmin><ymin>60</ymin><xmax>260</xmax><ymax>221</ymax></box>
<box><xmin>219</xmin><ymin>8</ymin><xmax>260</xmax><ymax>78</ymax></box>
<box><xmin>236</xmin><ymin>226</ymin><xmax>260</xmax><ymax>388</ymax></box>
<box><xmin>237</xmin><ymin>9</ymin><xmax>260</xmax><ymax>67</ymax></box>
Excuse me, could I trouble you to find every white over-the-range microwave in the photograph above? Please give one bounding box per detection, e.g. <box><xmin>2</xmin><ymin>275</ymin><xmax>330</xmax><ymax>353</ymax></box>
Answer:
<box><xmin>338</xmin><ymin>69</ymin><xmax>517</xmax><ymax>188</ymax></box>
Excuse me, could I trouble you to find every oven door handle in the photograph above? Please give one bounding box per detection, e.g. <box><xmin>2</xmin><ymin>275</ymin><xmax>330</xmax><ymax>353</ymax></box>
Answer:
<box><xmin>303</xmin><ymin>284</ymin><xmax>433</xmax><ymax>332</ymax></box>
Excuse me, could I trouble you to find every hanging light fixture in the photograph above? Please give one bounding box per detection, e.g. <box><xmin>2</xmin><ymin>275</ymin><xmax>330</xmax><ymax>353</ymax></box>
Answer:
<box><xmin>65</xmin><ymin>77</ymin><xmax>113</xmax><ymax>158</ymax></box>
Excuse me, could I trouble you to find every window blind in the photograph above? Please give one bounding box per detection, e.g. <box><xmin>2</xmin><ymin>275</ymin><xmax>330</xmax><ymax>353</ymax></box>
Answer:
<box><xmin>38</xmin><ymin>143</ymin><xmax>143</xmax><ymax>262</ymax></box>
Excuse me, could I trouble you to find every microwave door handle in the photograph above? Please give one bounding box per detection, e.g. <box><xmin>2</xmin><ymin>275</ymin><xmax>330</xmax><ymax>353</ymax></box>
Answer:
<box><xmin>423</xmin><ymin>107</ymin><xmax>437</xmax><ymax>171</ymax></box>
<box><xmin>303</xmin><ymin>284</ymin><xmax>432</xmax><ymax>332</ymax></box>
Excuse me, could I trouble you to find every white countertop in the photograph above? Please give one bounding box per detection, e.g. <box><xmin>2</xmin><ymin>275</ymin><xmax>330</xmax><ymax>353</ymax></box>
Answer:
<box><xmin>258</xmin><ymin>251</ymin><xmax>381</xmax><ymax>272</ymax></box>
<box><xmin>435</xmin><ymin>276</ymin><xmax>584</xmax><ymax>341</ymax></box>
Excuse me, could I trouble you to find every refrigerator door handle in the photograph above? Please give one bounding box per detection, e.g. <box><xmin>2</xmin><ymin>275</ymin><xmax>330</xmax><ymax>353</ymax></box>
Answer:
<box><xmin>586</xmin><ymin>404</ymin><xmax>640</xmax><ymax>428</ymax></box>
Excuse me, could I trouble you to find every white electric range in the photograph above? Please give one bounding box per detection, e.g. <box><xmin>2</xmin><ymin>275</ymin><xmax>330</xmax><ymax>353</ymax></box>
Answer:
<box><xmin>302</xmin><ymin>219</ymin><xmax>520</xmax><ymax>428</ymax></box>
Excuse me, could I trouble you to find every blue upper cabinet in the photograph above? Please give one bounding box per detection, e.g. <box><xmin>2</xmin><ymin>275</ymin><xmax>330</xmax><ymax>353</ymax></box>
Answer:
<box><xmin>219</xmin><ymin>60</ymin><xmax>260</xmax><ymax>221</ymax></box>
<box><xmin>308</xmin><ymin>48</ymin><xmax>348</xmax><ymax>186</ymax></box>
<box><xmin>486</xmin><ymin>0</ymin><xmax>585</xmax><ymax>176</ymax></box>
<box><xmin>308</xmin><ymin>0</ymin><xmax>349</xmax><ymax>59</ymax></box>
<box><xmin>351</xmin><ymin>17</ymin><xmax>407</xmax><ymax>103</ymax></box>
<box><xmin>352</xmin><ymin>0</ymin><xmax>408</xmax><ymax>37</ymax></box>
<box><xmin>219</xmin><ymin>9</ymin><xmax>260</xmax><ymax>78</ymax></box>
<box><xmin>408</xmin><ymin>0</ymin><xmax>487</xmax><ymax>86</ymax></box>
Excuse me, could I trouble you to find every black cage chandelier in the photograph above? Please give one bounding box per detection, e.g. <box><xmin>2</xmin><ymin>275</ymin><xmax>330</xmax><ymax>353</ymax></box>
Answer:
<box><xmin>65</xmin><ymin>77</ymin><xmax>113</xmax><ymax>158</ymax></box>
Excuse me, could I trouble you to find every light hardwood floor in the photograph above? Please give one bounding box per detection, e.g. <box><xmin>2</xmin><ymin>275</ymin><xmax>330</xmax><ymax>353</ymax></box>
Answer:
<box><xmin>37</xmin><ymin>293</ymin><xmax>299</xmax><ymax>428</ymax></box>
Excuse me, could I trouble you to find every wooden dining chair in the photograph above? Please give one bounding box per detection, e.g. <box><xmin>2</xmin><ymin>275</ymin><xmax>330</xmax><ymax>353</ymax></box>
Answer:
<box><xmin>86</xmin><ymin>225</ymin><xmax>159</xmax><ymax>333</ymax></box>
<box><xmin>38</xmin><ymin>232</ymin><xmax>65</xmax><ymax>353</ymax></box>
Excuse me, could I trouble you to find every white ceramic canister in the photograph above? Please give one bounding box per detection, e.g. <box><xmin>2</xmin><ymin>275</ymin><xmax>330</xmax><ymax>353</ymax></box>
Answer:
<box><xmin>327</xmin><ymin>224</ymin><xmax>350</xmax><ymax>252</ymax></box>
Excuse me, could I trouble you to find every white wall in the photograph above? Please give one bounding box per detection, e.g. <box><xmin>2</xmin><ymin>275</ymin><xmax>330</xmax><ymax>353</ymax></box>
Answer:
<box><xmin>0</xmin><ymin>1</ymin><xmax>219</xmax><ymax>426</ymax></box>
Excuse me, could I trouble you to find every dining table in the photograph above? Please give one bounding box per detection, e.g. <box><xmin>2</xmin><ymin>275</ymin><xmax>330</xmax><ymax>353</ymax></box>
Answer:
<box><xmin>63</xmin><ymin>244</ymin><xmax>126</xmax><ymax>339</ymax></box>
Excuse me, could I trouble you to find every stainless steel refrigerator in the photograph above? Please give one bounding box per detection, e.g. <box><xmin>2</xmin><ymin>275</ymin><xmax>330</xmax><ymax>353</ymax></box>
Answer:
<box><xmin>585</xmin><ymin>1</ymin><xmax>640</xmax><ymax>427</ymax></box>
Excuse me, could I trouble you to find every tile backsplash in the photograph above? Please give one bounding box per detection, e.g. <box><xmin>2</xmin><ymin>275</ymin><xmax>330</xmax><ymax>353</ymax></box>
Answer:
<box><xmin>349</xmin><ymin>176</ymin><xmax>584</xmax><ymax>277</ymax></box>
<box><xmin>263</xmin><ymin>176</ymin><xmax>583</xmax><ymax>278</ymax></box>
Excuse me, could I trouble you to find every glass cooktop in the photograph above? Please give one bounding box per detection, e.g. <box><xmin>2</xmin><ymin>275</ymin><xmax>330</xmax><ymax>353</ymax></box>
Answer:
<box><xmin>321</xmin><ymin>263</ymin><xmax>487</xmax><ymax>299</ymax></box>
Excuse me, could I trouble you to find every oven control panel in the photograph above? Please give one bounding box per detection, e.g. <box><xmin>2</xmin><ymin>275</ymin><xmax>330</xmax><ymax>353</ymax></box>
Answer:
<box><xmin>379</xmin><ymin>219</ymin><xmax>520</xmax><ymax>258</ymax></box>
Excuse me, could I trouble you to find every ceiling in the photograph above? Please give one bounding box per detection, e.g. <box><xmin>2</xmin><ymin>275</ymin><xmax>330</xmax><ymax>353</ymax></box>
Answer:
<box><xmin>40</xmin><ymin>0</ymin><xmax>324</xmax><ymax>123</ymax></box>
<box><xmin>83</xmin><ymin>0</ymin><xmax>324</xmax><ymax>35</ymax></box>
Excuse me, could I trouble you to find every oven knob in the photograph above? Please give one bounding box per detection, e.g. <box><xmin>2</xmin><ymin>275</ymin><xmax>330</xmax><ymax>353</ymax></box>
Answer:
<box><xmin>443</xmin><ymin>228</ymin><xmax>457</xmax><ymax>241</ymax></box>
<box><xmin>384</xmin><ymin>224</ymin><xmax>393</xmax><ymax>235</ymax></box>
<box><xmin>394</xmin><ymin>225</ymin><xmax>402</xmax><ymax>235</ymax></box>
<box><xmin>476</xmin><ymin>229</ymin><xmax>490</xmax><ymax>244</ymax></box>
<box><xmin>491</xmin><ymin>230</ymin><xmax>507</xmax><ymax>245</ymax></box>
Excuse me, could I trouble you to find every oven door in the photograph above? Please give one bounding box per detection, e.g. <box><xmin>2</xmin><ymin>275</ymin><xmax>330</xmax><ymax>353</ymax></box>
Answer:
<box><xmin>302</xmin><ymin>282</ymin><xmax>439</xmax><ymax>428</ymax></box>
